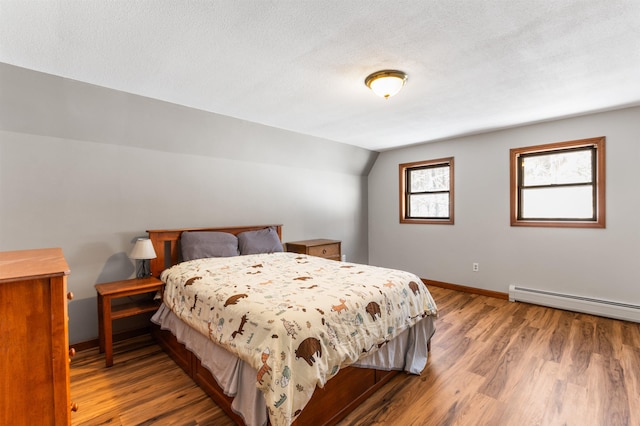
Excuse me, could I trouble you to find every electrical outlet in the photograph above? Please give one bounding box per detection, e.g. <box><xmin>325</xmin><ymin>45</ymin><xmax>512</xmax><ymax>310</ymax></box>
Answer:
<box><xmin>472</xmin><ymin>262</ymin><xmax>479</xmax><ymax>272</ymax></box>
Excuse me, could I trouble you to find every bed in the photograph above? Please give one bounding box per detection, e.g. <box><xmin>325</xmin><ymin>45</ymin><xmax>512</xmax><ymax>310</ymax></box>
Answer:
<box><xmin>147</xmin><ymin>224</ymin><xmax>437</xmax><ymax>426</ymax></box>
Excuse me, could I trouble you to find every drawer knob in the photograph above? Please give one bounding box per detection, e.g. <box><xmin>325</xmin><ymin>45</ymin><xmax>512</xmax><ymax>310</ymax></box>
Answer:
<box><xmin>69</xmin><ymin>347</ymin><xmax>76</xmax><ymax>358</ymax></box>
<box><xmin>70</xmin><ymin>402</ymin><xmax>79</xmax><ymax>412</ymax></box>
<box><xmin>322</xmin><ymin>249</ymin><xmax>327</xmax><ymax>254</ymax></box>
<box><xmin>67</xmin><ymin>292</ymin><xmax>74</xmax><ymax>301</ymax></box>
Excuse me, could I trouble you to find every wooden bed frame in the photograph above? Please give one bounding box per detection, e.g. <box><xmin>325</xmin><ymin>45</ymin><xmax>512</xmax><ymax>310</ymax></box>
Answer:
<box><xmin>147</xmin><ymin>224</ymin><xmax>419</xmax><ymax>425</ymax></box>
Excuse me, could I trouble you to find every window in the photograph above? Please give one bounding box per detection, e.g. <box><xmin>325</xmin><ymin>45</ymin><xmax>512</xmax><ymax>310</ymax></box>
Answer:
<box><xmin>510</xmin><ymin>137</ymin><xmax>605</xmax><ymax>228</ymax></box>
<box><xmin>399</xmin><ymin>157</ymin><xmax>454</xmax><ymax>224</ymax></box>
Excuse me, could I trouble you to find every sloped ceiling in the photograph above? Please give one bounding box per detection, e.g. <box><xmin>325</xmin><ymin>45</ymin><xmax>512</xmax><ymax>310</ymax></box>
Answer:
<box><xmin>1</xmin><ymin>1</ymin><xmax>639</xmax><ymax>151</ymax></box>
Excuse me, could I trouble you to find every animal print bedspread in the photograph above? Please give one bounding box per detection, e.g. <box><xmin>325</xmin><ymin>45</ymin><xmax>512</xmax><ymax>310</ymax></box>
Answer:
<box><xmin>160</xmin><ymin>252</ymin><xmax>438</xmax><ymax>426</ymax></box>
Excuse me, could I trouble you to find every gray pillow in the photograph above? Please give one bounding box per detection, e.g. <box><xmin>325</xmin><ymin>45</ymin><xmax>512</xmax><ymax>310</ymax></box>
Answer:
<box><xmin>238</xmin><ymin>227</ymin><xmax>283</xmax><ymax>255</ymax></box>
<box><xmin>181</xmin><ymin>231</ymin><xmax>240</xmax><ymax>261</ymax></box>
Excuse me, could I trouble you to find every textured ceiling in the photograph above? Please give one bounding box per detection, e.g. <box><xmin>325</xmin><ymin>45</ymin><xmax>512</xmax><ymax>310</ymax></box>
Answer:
<box><xmin>1</xmin><ymin>1</ymin><xmax>639</xmax><ymax>151</ymax></box>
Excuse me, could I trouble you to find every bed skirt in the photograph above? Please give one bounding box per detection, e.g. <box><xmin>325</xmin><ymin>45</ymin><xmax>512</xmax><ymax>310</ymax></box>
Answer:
<box><xmin>151</xmin><ymin>303</ymin><xmax>435</xmax><ymax>426</ymax></box>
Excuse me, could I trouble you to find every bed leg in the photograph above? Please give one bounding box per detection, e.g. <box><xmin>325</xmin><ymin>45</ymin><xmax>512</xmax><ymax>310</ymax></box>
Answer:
<box><xmin>427</xmin><ymin>339</ymin><xmax>431</xmax><ymax>353</ymax></box>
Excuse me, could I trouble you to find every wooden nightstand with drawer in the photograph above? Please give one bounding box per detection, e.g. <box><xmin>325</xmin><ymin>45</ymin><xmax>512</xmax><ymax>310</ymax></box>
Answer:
<box><xmin>286</xmin><ymin>239</ymin><xmax>342</xmax><ymax>261</ymax></box>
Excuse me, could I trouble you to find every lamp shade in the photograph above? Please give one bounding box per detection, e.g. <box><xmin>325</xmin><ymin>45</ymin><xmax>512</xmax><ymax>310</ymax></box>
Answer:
<box><xmin>365</xmin><ymin>70</ymin><xmax>408</xmax><ymax>99</ymax></box>
<box><xmin>129</xmin><ymin>238</ymin><xmax>157</xmax><ymax>260</ymax></box>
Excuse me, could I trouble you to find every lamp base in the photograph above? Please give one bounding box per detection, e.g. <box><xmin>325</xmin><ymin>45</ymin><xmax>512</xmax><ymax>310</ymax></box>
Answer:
<box><xmin>136</xmin><ymin>260</ymin><xmax>151</xmax><ymax>278</ymax></box>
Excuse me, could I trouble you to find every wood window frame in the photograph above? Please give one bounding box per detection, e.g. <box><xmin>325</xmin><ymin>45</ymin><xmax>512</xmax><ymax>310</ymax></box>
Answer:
<box><xmin>510</xmin><ymin>136</ymin><xmax>606</xmax><ymax>228</ymax></box>
<box><xmin>399</xmin><ymin>157</ymin><xmax>454</xmax><ymax>225</ymax></box>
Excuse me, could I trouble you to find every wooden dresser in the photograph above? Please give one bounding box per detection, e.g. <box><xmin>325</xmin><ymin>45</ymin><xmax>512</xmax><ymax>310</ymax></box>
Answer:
<box><xmin>286</xmin><ymin>239</ymin><xmax>342</xmax><ymax>261</ymax></box>
<box><xmin>0</xmin><ymin>248</ymin><xmax>75</xmax><ymax>426</ymax></box>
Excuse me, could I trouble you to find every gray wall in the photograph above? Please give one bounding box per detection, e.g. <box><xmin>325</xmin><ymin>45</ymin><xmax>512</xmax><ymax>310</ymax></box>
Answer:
<box><xmin>0</xmin><ymin>63</ymin><xmax>378</xmax><ymax>344</ymax></box>
<box><xmin>369</xmin><ymin>106</ymin><xmax>640</xmax><ymax>305</ymax></box>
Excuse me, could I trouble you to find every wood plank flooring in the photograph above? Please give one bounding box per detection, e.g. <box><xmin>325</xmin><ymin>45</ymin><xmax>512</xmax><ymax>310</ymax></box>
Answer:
<box><xmin>70</xmin><ymin>286</ymin><xmax>640</xmax><ymax>425</ymax></box>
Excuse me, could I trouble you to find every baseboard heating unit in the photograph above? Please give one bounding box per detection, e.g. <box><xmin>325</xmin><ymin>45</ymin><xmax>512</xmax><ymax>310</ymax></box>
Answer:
<box><xmin>508</xmin><ymin>285</ymin><xmax>640</xmax><ymax>323</ymax></box>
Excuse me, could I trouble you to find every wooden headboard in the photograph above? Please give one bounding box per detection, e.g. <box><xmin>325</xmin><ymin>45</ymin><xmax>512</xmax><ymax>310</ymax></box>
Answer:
<box><xmin>146</xmin><ymin>224</ymin><xmax>283</xmax><ymax>278</ymax></box>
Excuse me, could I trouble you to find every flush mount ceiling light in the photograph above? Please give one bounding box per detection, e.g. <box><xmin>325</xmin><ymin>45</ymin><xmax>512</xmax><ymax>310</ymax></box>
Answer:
<box><xmin>364</xmin><ymin>70</ymin><xmax>408</xmax><ymax>99</ymax></box>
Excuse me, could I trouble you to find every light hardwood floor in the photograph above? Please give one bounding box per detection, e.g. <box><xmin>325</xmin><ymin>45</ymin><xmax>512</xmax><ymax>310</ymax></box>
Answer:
<box><xmin>70</xmin><ymin>286</ymin><xmax>640</xmax><ymax>425</ymax></box>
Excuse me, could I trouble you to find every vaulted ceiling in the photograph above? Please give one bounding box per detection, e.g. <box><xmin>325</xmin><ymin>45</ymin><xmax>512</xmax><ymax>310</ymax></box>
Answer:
<box><xmin>2</xmin><ymin>1</ymin><xmax>639</xmax><ymax>151</ymax></box>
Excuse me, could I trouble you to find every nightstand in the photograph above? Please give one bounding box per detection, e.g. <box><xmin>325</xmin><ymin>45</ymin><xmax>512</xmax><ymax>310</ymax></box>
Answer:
<box><xmin>286</xmin><ymin>239</ymin><xmax>342</xmax><ymax>261</ymax></box>
<box><xmin>95</xmin><ymin>276</ymin><xmax>163</xmax><ymax>367</ymax></box>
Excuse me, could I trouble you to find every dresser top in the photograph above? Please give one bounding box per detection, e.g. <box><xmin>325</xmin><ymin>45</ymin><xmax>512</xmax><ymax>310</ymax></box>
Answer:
<box><xmin>286</xmin><ymin>239</ymin><xmax>340</xmax><ymax>247</ymax></box>
<box><xmin>0</xmin><ymin>248</ymin><xmax>70</xmax><ymax>283</ymax></box>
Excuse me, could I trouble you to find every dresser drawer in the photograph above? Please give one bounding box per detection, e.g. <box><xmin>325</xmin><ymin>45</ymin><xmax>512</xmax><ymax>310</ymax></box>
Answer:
<box><xmin>308</xmin><ymin>243</ymin><xmax>340</xmax><ymax>259</ymax></box>
<box><xmin>286</xmin><ymin>239</ymin><xmax>342</xmax><ymax>261</ymax></box>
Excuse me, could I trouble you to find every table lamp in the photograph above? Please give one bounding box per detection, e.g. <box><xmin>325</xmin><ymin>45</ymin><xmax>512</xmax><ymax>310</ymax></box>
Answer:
<box><xmin>129</xmin><ymin>238</ymin><xmax>157</xmax><ymax>278</ymax></box>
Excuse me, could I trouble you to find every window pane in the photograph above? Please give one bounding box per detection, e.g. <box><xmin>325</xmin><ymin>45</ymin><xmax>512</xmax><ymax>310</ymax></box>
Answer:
<box><xmin>523</xmin><ymin>150</ymin><xmax>592</xmax><ymax>186</ymax></box>
<box><xmin>409</xmin><ymin>193</ymin><xmax>449</xmax><ymax>218</ymax></box>
<box><xmin>521</xmin><ymin>186</ymin><xmax>593</xmax><ymax>219</ymax></box>
<box><xmin>410</xmin><ymin>166</ymin><xmax>449</xmax><ymax>192</ymax></box>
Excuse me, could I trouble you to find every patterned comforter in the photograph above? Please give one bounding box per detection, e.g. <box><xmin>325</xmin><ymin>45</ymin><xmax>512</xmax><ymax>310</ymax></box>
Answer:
<box><xmin>160</xmin><ymin>252</ymin><xmax>438</xmax><ymax>426</ymax></box>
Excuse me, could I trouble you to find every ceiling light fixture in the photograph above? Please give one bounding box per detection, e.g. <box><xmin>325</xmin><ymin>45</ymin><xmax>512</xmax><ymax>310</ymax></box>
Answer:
<box><xmin>364</xmin><ymin>70</ymin><xmax>408</xmax><ymax>99</ymax></box>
